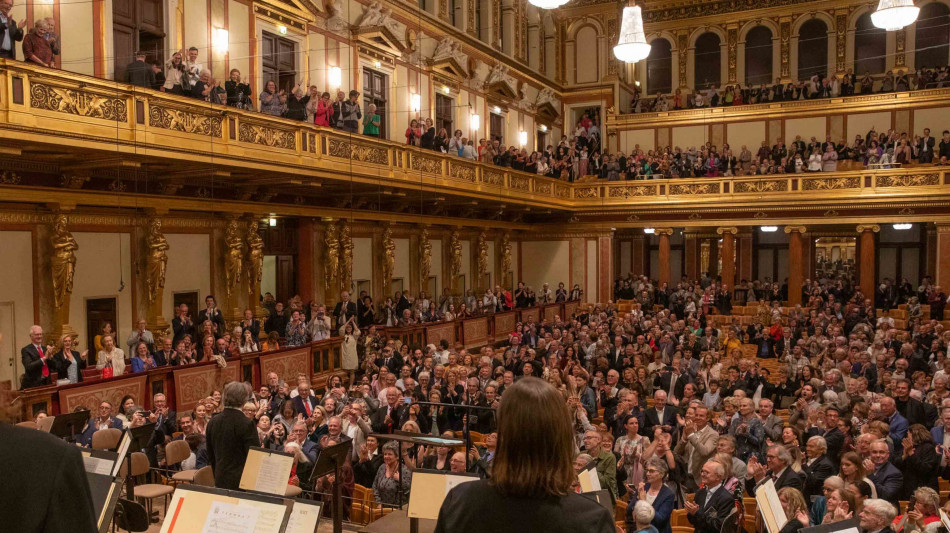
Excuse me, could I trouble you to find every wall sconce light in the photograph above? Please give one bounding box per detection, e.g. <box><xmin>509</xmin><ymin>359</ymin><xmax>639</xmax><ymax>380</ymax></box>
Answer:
<box><xmin>492</xmin><ymin>105</ymin><xmax>502</xmax><ymax>114</ymax></box>
<box><xmin>760</xmin><ymin>226</ymin><xmax>778</xmax><ymax>232</ymax></box>
<box><xmin>643</xmin><ymin>228</ymin><xmax>655</xmax><ymax>234</ymax></box>
<box><xmin>442</xmin><ymin>86</ymin><xmax>451</xmax><ymax>94</ymax></box>
<box><xmin>212</xmin><ymin>28</ymin><xmax>229</xmax><ymax>52</ymax></box>
<box><xmin>539</xmin><ymin>124</ymin><xmax>548</xmax><ymax>132</ymax></box>
<box><xmin>373</xmin><ymin>60</ymin><xmax>381</xmax><ymax>68</ymax></box>
<box><xmin>471</xmin><ymin>114</ymin><xmax>481</xmax><ymax>130</ymax></box>
<box><xmin>892</xmin><ymin>223</ymin><xmax>913</xmax><ymax>230</ymax></box>
<box><xmin>278</xmin><ymin>25</ymin><xmax>288</xmax><ymax>35</ymax></box>
<box><xmin>268</xmin><ymin>216</ymin><xmax>277</xmax><ymax>227</ymax></box>
<box><xmin>518</xmin><ymin>131</ymin><xmax>528</xmax><ymax>146</ymax></box>
<box><xmin>329</xmin><ymin>66</ymin><xmax>342</xmax><ymax>89</ymax></box>
<box><xmin>410</xmin><ymin>93</ymin><xmax>421</xmax><ymax>113</ymax></box>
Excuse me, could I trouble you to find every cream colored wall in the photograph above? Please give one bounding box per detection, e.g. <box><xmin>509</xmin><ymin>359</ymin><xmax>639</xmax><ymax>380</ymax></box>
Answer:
<box><xmin>619</xmin><ymin>240</ymin><xmax>631</xmax><ymax>275</ymax></box>
<box><xmin>509</xmin><ymin>240</ymin><xmax>519</xmax><ymax>288</ymax></box>
<box><xmin>353</xmin><ymin>237</ymin><xmax>373</xmax><ymax>288</ymax></box>
<box><xmin>71</xmin><ymin>232</ymin><xmax>132</xmax><ymax>354</ymax></box>
<box><xmin>309</xmin><ymin>33</ymin><xmax>328</xmax><ymax>93</ymax></box>
<box><xmin>586</xmin><ymin>239</ymin><xmax>597</xmax><ymax>303</ymax></box>
<box><xmin>185</xmin><ymin>0</ymin><xmax>210</xmax><ymax>69</ymax></box>
<box><xmin>727</xmin><ymin>121</ymin><xmax>766</xmax><ymax>152</ymax></box>
<box><xmin>393</xmin><ymin>238</ymin><xmax>410</xmax><ymax>289</ymax></box>
<box><xmin>61</xmin><ymin>1</ymin><xmax>94</xmax><ymax>76</ymax></box>
<box><xmin>620</xmin><ymin>129</ymin><xmax>656</xmax><ymax>152</ymax></box>
<box><xmin>228</xmin><ymin>1</ymin><xmax>250</xmax><ymax>83</ymax></box>
<box><xmin>914</xmin><ymin>107</ymin><xmax>950</xmax><ymax>138</ymax></box>
<box><xmin>574</xmin><ymin>26</ymin><xmax>599</xmax><ymax>84</ymax></box>
<box><xmin>0</xmin><ymin>231</ymin><xmax>35</xmax><ymax>365</ymax></box>
<box><xmin>785</xmin><ymin>117</ymin><xmax>825</xmax><ymax>143</ymax></box>
<box><xmin>392</xmin><ymin>64</ymin><xmax>410</xmax><ymax>143</ymax></box>
<box><xmin>521</xmin><ymin>241</ymin><xmax>569</xmax><ymax>291</ymax></box>
<box><xmin>847</xmin><ymin>112</ymin><xmax>892</xmax><ymax>141</ymax></box>
<box><xmin>261</xmin><ymin>255</ymin><xmax>277</xmax><ymax>299</ymax></box>
<box><xmin>485</xmin><ymin>241</ymin><xmax>496</xmax><ymax>289</ymax></box>
<box><xmin>460</xmin><ymin>240</ymin><xmax>472</xmax><ymax>292</ymax></box>
<box><xmin>672</xmin><ymin>125</ymin><xmax>708</xmax><ymax>150</ymax></box>
<box><xmin>430</xmin><ymin>239</ymin><xmax>443</xmax><ymax>296</ymax></box>
<box><xmin>163</xmin><ymin>234</ymin><xmax>212</xmax><ymax>319</ymax></box>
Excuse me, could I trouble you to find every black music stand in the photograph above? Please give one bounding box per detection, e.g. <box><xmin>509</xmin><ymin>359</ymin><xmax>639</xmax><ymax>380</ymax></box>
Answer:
<box><xmin>413</xmin><ymin>400</ymin><xmax>495</xmax><ymax>469</ymax></box>
<box><xmin>123</xmin><ymin>422</ymin><xmax>156</xmax><ymax>498</ymax></box>
<box><xmin>49</xmin><ymin>410</ymin><xmax>91</xmax><ymax>444</ymax></box>
<box><xmin>308</xmin><ymin>439</ymin><xmax>353</xmax><ymax>533</ymax></box>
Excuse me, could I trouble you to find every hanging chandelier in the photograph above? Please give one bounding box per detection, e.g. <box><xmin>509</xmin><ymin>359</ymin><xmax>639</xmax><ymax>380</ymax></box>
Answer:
<box><xmin>871</xmin><ymin>0</ymin><xmax>919</xmax><ymax>30</ymax></box>
<box><xmin>528</xmin><ymin>0</ymin><xmax>569</xmax><ymax>10</ymax></box>
<box><xmin>613</xmin><ymin>3</ymin><xmax>651</xmax><ymax>63</ymax></box>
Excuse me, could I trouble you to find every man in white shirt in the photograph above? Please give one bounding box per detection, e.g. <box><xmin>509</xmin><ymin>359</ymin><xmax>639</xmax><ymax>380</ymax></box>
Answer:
<box><xmin>308</xmin><ymin>306</ymin><xmax>331</xmax><ymax>341</ymax></box>
<box><xmin>433</xmin><ymin>340</ymin><xmax>450</xmax><ymax>366</ymax></box>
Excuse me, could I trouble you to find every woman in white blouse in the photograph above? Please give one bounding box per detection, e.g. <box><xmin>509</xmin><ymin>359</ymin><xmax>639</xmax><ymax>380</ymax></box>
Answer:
<box><xmin>96</xmin><ymin>334</ymin><xmax>126</xmax><ymax>376</ymax></box>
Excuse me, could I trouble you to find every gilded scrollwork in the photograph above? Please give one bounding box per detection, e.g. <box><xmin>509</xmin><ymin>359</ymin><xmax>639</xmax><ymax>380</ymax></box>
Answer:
<box><xmin>535</xmin><ymin>182</ymin><xmax>552</xmax><ymax>195</ymax></box>
<box><xmin>31</xmin><ymin>83</ymin><xmax>128</xmax><ymax>121</ymax></box>
<box><xmin>510</xmin><ymin>176</ymin><xmax>531</xmax><ymax>191</ymax></box>
<box><xmin>554</xmin><ymin>184</ymin><xmax>570</xmax><ymax>198</ymax></box>
<box><xmin>420</xmin><ymin>227</ymin><xmax>432</xmax><ymax>285</ymax></box>
<box><xmin>410</xmin><ymin>153</ymin><xmax>443</xmax><ymax>174</ymax></box>
<box><xmin>238</xmin><ymin>122</ymin><xmax>297</xmax><ymax>150</ymax></box>
<box><xmin>801</xmin><ymin>177</ymin><xmax>860</xmax><ymax>190</ymax></box>
<box><xmin>481</xmin><ymin>169</ymin><xmax>505</xmax><ymax>187</ymax></box>
<box><xmin>669</xmin><ymin>183</ymin><xmax>717</xmax><ymax>195</ymax></box>
<box><xmin>326</xmin><ymin>137</ymin><xmax>388</xmax><ymax>164</ymax></box>
<box><xmin>876</xmin><ymin>174</ymin><xmax>939</xmax><ymax>188</ymax></box>
<box><xmin>148</xmin><ymin>105</ymin><xmax>222</xmax><ymax>136</ymax></box>
<box><xmin>733</xmin><ymin>180</ymin><xmax>786</xmax><ymax>193</ymax></box>
<box><xmin>246</xmin><ymin>220</ymin><xmax>264</xmax><ymax>295</ymax></box>
<box><xmin>449</xmin><ymin>230</ymin><xmax>462</xmax><ymax>281</ymax></box>
<box><xmin>224</xmin><ymin>220</ymin><xmax>245</xmax><ymax>300</ymax></box>
<box><xmin>607</xmin><ymin>184</ymin><xmax>655</xmax><ymax>198</ymax></box>
<box><xmin>339</xmin><ymin>220</ymin><xmax>353</xmax><ymax>294</ymax></box>
<box><xmin>476</xmin><ymin>230</ymin><xmax>489</xmax><ymax>287</ymax></box>
<box><xmin>381</xmin><ymin>225</ymin><xmax>395</xmax><ymax>294</ymax></box>
<box><xmin>449</xmin><ymin>161</ymin><xmax>477</xmax><ymax>182</ymax></box>
<box><xmin>325</xmin><ymin>222</ymin><xmax>339</xmax><ymax>293</ymax></box>
<box><xmin>574</xmin><ymin>186</ymin><xmax>600</xmax><ymax>199</ymax></box>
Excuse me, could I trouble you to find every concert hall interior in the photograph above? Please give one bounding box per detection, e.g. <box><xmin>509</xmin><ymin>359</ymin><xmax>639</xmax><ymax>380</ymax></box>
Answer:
<box><xmin>2</xmin><ymin>0</ymin><xmax>950</xmax><ymax>530</ymax></box>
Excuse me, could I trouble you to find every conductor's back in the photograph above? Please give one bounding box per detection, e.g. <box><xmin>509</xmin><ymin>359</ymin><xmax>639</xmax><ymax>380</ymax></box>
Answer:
<box><xmin>206</xmin><ymin>382</ymin><xmax>260</xmax><ymax>489</ymax></box>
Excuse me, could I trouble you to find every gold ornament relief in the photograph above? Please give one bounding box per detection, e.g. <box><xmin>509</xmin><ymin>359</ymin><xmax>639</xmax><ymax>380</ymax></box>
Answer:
<box><xmin>31</xmin><ymin>83</ymin><xmax>128</xmax><ymax>121</ymax></box>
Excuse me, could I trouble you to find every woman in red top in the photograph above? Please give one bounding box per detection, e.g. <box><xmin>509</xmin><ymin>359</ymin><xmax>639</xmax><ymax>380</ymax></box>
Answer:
<box><xmin>314</xmin><ymin>91</ymin><xmax>333</xmax><ymax>126</ymax></box>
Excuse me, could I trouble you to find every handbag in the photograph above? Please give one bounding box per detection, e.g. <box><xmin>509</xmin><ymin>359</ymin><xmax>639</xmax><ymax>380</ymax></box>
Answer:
<box><xmin>102</xmin><ymin>363</ymin><xmax>113</xmax><ymax>379</ymax></box>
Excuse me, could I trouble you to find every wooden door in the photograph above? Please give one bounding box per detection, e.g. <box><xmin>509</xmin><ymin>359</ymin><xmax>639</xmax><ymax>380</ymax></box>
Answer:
<box><xmin>173</xmin><ymin>291</ymin><xmax>199</xmax><ymax>319</ymax></box>
<box><xmin>86</xmin><ymin>298</ymin><xmax>117</xmax><ymax>354</ymax></box>
<box><xmin>275</xmin><ymin>255</ymin><xmax>297</xmax><ymax>303</ymax></box>
<box><xmin>0</xmin><ymin>302</ymin><xmax>18</xmax><ymax>389</ymax></box>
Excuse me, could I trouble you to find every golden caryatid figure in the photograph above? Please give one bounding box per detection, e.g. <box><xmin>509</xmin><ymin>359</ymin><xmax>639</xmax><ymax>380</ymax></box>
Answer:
<box><xmin>420</xmin><ymin>227</ymin><xmax>432</xmax><ymax>285</ymax></box>
<box><xmin>324</xmin><ymin>221</ymin><xmax>340</xmax><ymax>292</ymax></box>
<box><xmin>339</xmin><ymin>220</ymin><xmax>353</xmax><ymax>294</ymax></box>
<box><xmin>224</xmin><ymin>220</ymin><xmax>245</xmax><ymax>299</ymax></box>
<box><xmin>246</xmin><ymin>220</ymin><xmax>264</xmax><ymax>286</ymax></box>
<box><xmin>500</xmin><ymin>232</ymin><xmax>512</xmax><ymax>286</ymax></box>
<box><xmin>449</xmin><ymin>230</ymin><xmax>462</xmax><ymax>281</ymax></box>
<box><xmin>381</xmin><ymin>225</ymin><xmax>395</xmax><ymax>294</ymax></box>
<box><xmin>476</xmin><ymin>231</ymin><xmax>489</xmax><ymax>288</ymax></box>
<box><xmin>145</xmin><ymin>218</ymin><xmax>169</xmax><ymax>304</ymax></box>
<box><xmin>50</xmin><ymin>213</ymin><xmax>78</xmax><ymax>309</ymax></box>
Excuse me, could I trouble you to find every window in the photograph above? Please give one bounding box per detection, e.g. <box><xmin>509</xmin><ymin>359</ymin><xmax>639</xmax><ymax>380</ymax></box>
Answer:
<box><xmin>916</xmin><ymin>3</ymin><xmax>950</xmax><ymax>70</ymax></box>
<box><xmin>262</xmin><ymin>31</ymin><xmax>297</xmax><ymax>93</ymax></box>
<box><xmin>497</xmin><ymin>0</ymin><xmax>504</xmax><ymax>48</ymax></box>
<box><xmin>646</xmin><ymin>38</ymin><xmax>672</xmax><ymax>95</ymax></box>
<box><xmin>112</xmin><ymin>0</ymin><xmax>165</xmax><ymax>82</ymax></box>
<box><xmin>435</xmin><ymin>94</ymin><xmax>454</xmax><ymax>136</ymax></box>
<box><xmin>362</xmin><ymin>68</ymin><xmax>388</xmax><ymax>138</ymax></box>
<box><xmin>450</xmin><ymin>0</ymin><xmax>457</xmax><ymax>27</ymax></box>
<box><xmin>797</xmin><ymin>19</ymin><xmax>828</xmax><ymax>81</ymax></box>
<box><xmin>745</xmin><ymin>26</ymin><xmax>773</xmax><ymax>85</ymax></box>
<box><xmin>854</xmin><ymin>12</ymin><xmax>886</xmax><ymax>75</ymax></box>
<box><xmin>490</xmin><ymin>112</ymin><xmax>505</xmax><ymax>143</ymax></box>
<box><xmin>694</xmin><ymin>32</ymin><xmax>722</xmax><ymax>90</ymax></box>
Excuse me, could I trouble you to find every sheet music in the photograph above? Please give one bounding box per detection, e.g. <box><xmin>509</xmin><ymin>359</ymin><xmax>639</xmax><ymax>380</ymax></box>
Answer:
<box><xmin>112</xmin><ymin>433</ymin><xmax>132</xmax><ymax>477</ymax></box>
<box><xmin>284</xmin><ymin>504</ymin><xmax>322</xmax><ymax>533</ymax></box>
<box><xmin>254</xmin><ymin>453</ymin><xmax>292</xmax><ymax>495</ymax></box>
<box><xmin>200</xmin><ymin>502</ymin><xmax>259</xmax><ymax>533</ymax></box>
<box><xmin>578</xmin><ymin>466</ymin><xmax>601</xmax><ymax>492</ymax></box>
<box><xmin>82</xmin><ymin>454</ymin><xmax>114</xmax><ymax>475</ymax></box>
<box><xmin>444</xmin><ymin>475</ymin><xmax>476</xmax><ymax>496</ymax></box>
<box><xmin>242</xmin><ymin>500</ymin><xmax>288</xmax><ymax>533</ymax></box>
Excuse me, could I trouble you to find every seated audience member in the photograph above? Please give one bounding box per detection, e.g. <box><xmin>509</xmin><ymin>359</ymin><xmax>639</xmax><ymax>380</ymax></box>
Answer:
<box><xmin>867</xmin><ymin>439</ymin><xmax>903</xmax><ymax>504</ymax></box>
<box><xmin>777</xmin><ymin>487</ymin><xmax>811</xmax><ymax>533</ymax></box>
<box><xmin>892</xmin><ymin>487</ymin><xmax>940</xmax><ymax>533</ymax></box>
<box><xmin>130</xmin><ymin>341</ymin><xmax>157</xmax><ymax>373</ymax></box>
<box><xmin>858</xmin><ymin>499</ymin><xmax>898</xmax><ymax>533</ymax></box>
<box><xmin>627</xmin><ymin>500</ymin><xmax>659</xmax><ymax>533</ymax></box>
<box><xmin>79</xmin><ymin>401</ymin><xmax>123</xmax><ymax>447</ymax></box>
<box><xmin>686</xmin><ymin>461</ymin><xmax>737</xmax><ymax>533</ymax></box>
<box><xmin>628</xmin><ymin>458</ymin><xmax>675</xmax><ymax>533</ymax></box>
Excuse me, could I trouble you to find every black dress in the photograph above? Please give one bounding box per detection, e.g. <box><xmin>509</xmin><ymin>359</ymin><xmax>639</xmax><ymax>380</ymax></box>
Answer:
<box><xmin>434</xmin><ymin>479</ymin><xmax>614</xmax><ymax>533</ymax></box>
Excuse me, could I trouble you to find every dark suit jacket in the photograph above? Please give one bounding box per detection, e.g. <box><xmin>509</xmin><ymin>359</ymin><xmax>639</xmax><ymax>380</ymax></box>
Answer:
<box><xmin>153</xmin><ymin>349</ymin><xmax>172</xmax><ymax>367</ymax></box>
<box><xmin>642</xmin><ymin>406</ymin><xmax>678</xmax><ymax>437</ymax></box>
<box><xmin>20</xmin><ymin>344</ymin><xmax>50</xmax><ymax>389</ymax></box>
<box><xmin>50</xmin><ymin>349</ymin><xmax>86</xmax><ymax>383</ymax></box>
<box><xmin>653</xmin><ymin>371</ymin><xmax>687</xmax><ymax>400</ymax></box>
<box><xmin>802</xmin><ymin>455</ymin><xmax>836</xmax><ymax>501</ymax></box>
<box><xmin>746</xmin><ymin>467</ymin><xmax>805</xmax><ymax>497</ymax></box>
<box><xmin>333</xmin><ymin>301</ymin><xmax>358</xmax><ymax>326</ymax></box>
<box><xmin>370</xmin><ymin>403</ymin><xmax>406</xmax><ymax>434</ymax></box>
<box><xmin>205</xmin><ymin>407</ymin><xmax>260</xmax><ymax>490</ymax></box>
<box><xmin>0</xmin><ymin>423</ymin><xmax>98</xmax><ymax>533</ymax></box>
<box><xmin>867</xmin><ymin>461</ymin><xmax>903</xmax><ymax>504</ymax></box>
<box><xmin>806</xmin><ymin>426</ymin><xmax>844</xmax><ymax>463</ymax></box>
<box><xmin>0</xmin><ymin>17</ymin><xmax>24</xmax><ymax>59</ymax></box>
<box><xmin>172</xmin><ymin>316</ymin><xmax>196</xmax><ymax>345</ymax></box>
<box><xmin>374</xmin><ymin>353</ymin><xmax>404</xmax><ymax>373</ymax></box>
<box><xmin>292</xmin><ymin>395</ymin><xmax>319</xmax><ymax>417</ymax></box>
<box><xmin>197</xmin><ymin>308</ymin><xmax>226</xmax><ymax>334</ymax></box>
<box><xmin>125</xmin><ymin>59</ymin><xmax>156</xmax><ymax>88</ymax></box>
<box><xmin>79</xmin><ymin>416</ymin><xmax>123</xmax><ymax>447</ymax></box>
<box><xmin>687</xmin><ymin>485</ymin><xmax>736</xmax><ymax>533</ymax></box>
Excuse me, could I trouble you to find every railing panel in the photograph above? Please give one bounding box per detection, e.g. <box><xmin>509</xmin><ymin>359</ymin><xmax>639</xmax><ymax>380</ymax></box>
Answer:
<box><xmin>259</xmin><ymin>346</ymin><xmax>313</xmax><ymax>388</ymax></box>
<box><xmin>461</xmin><ymin>317</ymin><xmax>490</xmax><ymax>349</ymax></box>
<box><xmin>59</xmin><ymin>374</ymin><xmax>149</xmax><ymax>415</ymax></box>
<box><xmin>172</xmin><ymin>361</ymin><xmax>242</xmax><ymax>413</ymax></box>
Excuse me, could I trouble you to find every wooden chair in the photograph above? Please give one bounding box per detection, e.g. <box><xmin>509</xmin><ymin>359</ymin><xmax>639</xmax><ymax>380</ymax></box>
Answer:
<box><xmin>192</xmin><ymin>466</ymin><xmax>214</xmax><ymax>487</ymax></box>
<box><xmin>113</xmin><ymin>499</ymin><xmax>150</xmax><ymax>532</ymax></box>
<box><xmin>167</xmin><ymin>440</ymin><xmax>199</xmax><ymax>484</ymax></box>
<box><xmin>91</xmin><ymin>428</ymin><xmax>122</xmax><ymax>450</ymax></box>
<box><xmin>672</xmin><ymin>509</ymin><xmax>689</xmax><ymax>527</ymax></box>
<box><xmin>120</xmin><ymin>452</ymin><xmax>175</xmax><ymax>518</ymax></box>
<box><xmin>672</xmin><ymin>527</ymin><xmax>693</xmax><ymax>533</ymax></box>
<box><xmin>615</xmin><ymin>500</ymin><xmax>628</xmax><ymax>523</ymax></box>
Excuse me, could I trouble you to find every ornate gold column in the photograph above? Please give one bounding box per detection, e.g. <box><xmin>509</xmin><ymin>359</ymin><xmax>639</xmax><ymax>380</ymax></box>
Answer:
<box><xmin>223</xmin><ymin>218</ymin><xmax>246</xmax><ymax>323</ymax></box>
<box><xmin>476</xmin><ymin>230</ymin><xmax>489</xmax><ymax>292</ymax></box>
<box><xmin>727</xmin><ymin>25</ymin><xmax>738</xmax><ymax>84</ymax></box>
<box><xmin>500</xmin><ymin>232</ymin><xmax>512</xmax><ymax>288</ymax></box>
<box><xmin>857</xmin><ymin>224</ymin><xmax>880</xmax><ymax>302</ymax></box>
<box><xmin>779</xmin><ymin>17</ymin><xmax>792</xmax><ymax>82</ymax></box>
<box><xmin>50</xmin><ymin>212</ymin><xmax>78</xmax><ymax>340</ymax></box>
<box><xmin>339</xmin><ymin>219</ymin><xmax>353</xmax><ymax>295</ymax></box>
<box><xmin>382</xmin><ymin>224</ymin><xmax>395</xmax><ymax>297</ymax></box>
<box><xmin>655</xmin><ymin>228</ymin><xmax>674</xmax><ymax>286</ymax></box>
<box><xmin>785</xmin><ymin>226</ymin><xmax>806</xmax><ymax>307</ymax></box>
<box><xmin>449</xmin><ymin>229</ymin><xmax>463</xmax><ymax>294</ymax></box>
<box><xmin>246</xmin><ymin>219</ymin><xmax>265</xmax><ymax>317</ymax></box>
<box><xmin>324</xmin><ymin>219</ymin><xmax>340</xmax><ymax>305</ymax></box>
<box><xmin>894</xmin><ymin>29</ymin><xmax>907</xmax><ymax>73</ymax></box>
<box><xmin>834</xmin><ymin>10</ymin><xmax>848</xmax><ymax>75</ymax></box>
<box><xmin>144</xmin><ymin>216</ymin><xmax>170</xmax><ymax>338</ymax></box>
<box><xmin>677</xmin><ymin>31</ymin><xmax>689</xmax><ymax>90</ymax></box>
<box><xmin>717</xmin><ymin>227</ymin><xmax>738</xmax><ymax>291</ymax></box>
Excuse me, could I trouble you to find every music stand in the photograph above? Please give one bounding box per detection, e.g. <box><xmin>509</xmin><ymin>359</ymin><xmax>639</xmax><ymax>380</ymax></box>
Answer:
<box><xmin>49</xmin><ymin>409</ymin><xmax>91</xmax><ymax>444</ymax></box>
<box><xmin>413</xmin><ymin>400</ymin><xmax>494</xmax><ymax>470</ymax></box>
<box><xmin>123</xmin><ymin>422</ymin><xmax>156</xmax><ymax>499</ymax></box>
<box><xmin>307</xmin><ymin>439</ymin><xmax>353</xmax><ymax>533</ymax></box>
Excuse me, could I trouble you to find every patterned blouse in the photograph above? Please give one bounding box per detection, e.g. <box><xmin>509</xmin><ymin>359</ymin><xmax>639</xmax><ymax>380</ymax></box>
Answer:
<box><xmin>614</xmin><ymin>434</ymin><xmax>647</xmax><ymax>487</ymax></box>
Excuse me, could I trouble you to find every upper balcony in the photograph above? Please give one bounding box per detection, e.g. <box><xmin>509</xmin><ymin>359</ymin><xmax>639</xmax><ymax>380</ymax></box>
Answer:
<box><xmin>0</xmin><ymin>60</ymin><xmax>949</xmax><ymax>227</ymax></box>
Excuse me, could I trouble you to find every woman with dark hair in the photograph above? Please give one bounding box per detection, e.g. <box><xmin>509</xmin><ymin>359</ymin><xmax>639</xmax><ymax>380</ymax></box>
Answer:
<box><xmin>433</xmin><ymin>377</ymin><xmax>614</xmax><ymax>533</ymax></box>
<box><xmin>895</xmin><ymin>424</ymin><xmax>940</xmax><ymax>498</ymax></box>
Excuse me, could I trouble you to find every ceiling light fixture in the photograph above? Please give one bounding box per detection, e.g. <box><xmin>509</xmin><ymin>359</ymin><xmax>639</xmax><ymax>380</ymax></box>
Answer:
<box><xmin>614</xmin><ymin>3</ymin><xmax>651</xmax><ymax>63</ymax></box>
<box><xmin>892</xmin><ymin>223</ymin><xmax>913</xmax><ymax>230</ymax></box>
<box><xmin>760</xmin><ymin>226</ymin><xmax>778</xmax><ymax>232</ymax></box>
<box><xmin>871</xmin><ymin>0</ymin><xmax>919</xmax><ymax>30</ymax></box>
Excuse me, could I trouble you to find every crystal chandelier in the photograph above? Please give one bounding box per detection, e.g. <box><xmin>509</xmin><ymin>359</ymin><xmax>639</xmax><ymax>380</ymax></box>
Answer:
<box><xmin>871</xmin><ymin>0</ymin><xmax>919</xmax><ymax>30</ymax></box>
<box><xmin>528</xmin><ymin>0</ymin><xmax>569</xmax><ymax>10</ymax></box>
<box><xmin>613</xmin><ymin>3</ymin><xmax>651</xmax><ymax>63</ymax></box>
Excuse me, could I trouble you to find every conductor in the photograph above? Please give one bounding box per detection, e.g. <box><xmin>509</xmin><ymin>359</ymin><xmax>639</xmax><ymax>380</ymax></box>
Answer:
<box><xmin>433</xmin><ymin>376</ymin><xmax>614</xmax><ymax>533</ymax></box>
<box><xmin>206</xmin><ymin>381</ymin><xmax>260</xmax><ymax>490</ymax></box>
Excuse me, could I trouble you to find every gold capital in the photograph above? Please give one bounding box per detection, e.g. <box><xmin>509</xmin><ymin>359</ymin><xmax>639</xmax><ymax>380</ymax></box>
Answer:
<box><xmin>653</xmin><ymin>228</ymin><xmax>674</xmax><ymax>236</ymax></box>
<box><xmin>856</xmin><ymin>224</ymin><xmax>881</xmax><ymax>233</ymax></box>
<box><xmin>716</xmin><ymin>227</ymin><xmax>739</xmax><ymax>236</ymax></box>
<box><xmin>784</xmin><ymin>225</ymin><xmax>807</xmax><ymax>234</ymax></box>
